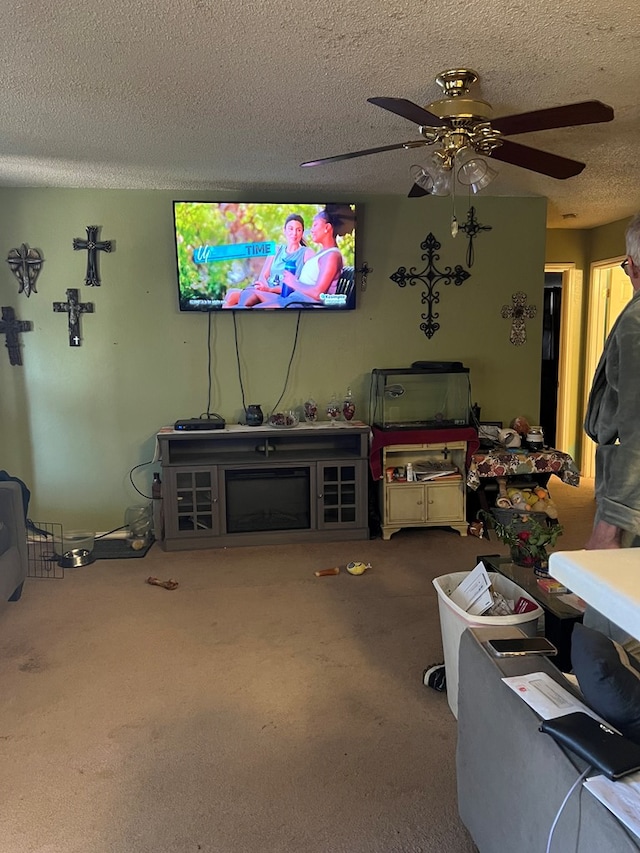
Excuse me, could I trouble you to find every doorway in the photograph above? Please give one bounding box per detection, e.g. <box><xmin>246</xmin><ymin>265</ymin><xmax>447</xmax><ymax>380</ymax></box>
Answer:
<box><xmin>539</xmin><ymin>272</ymin><xmax>563</xmax><ymax>448</ymax></box>
<box><xmin>581</xmin><ymin>259</ymin><xmax>632</xmax><ymax>478</ymax></box>
<box><xmin>541</xmin><ymin>263</ymin><xmax>582</xmax><ymax>459</ymax></box>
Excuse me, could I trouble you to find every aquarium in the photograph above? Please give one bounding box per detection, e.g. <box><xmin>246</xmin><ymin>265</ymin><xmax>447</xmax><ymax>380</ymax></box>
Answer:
<box><xmin>371</xmin><ymin>363</ymin><xmax>471</xmax><ymax>430</ymax></box>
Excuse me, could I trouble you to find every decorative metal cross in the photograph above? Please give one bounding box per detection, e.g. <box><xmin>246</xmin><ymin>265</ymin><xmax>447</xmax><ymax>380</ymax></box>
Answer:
<box><xmin>0</xmin><ymin>306</ymin><xmax>33</xmax><ymax>365</ymax></box>
<box><xmin>501</xmin><ymin>291</ymin><xmax>537</xmax><ymax>345</ymax></box>
<box><xmin>6</xmin><ymin>244</ymin><xmax>44</xmax><ymax>297</ymax></box>
<box><xmin>390</xmin><ymin>232</ymin><xmax>470</xmax><ymax>338</ymax></box>
<box><xmin>53</xmin><ymin>288</ymin><xmax>94</xmax><ymax>347</ymax></box>
<box><xmin>459</xmin><ymin>206</ymin><xmax>492</xmax><ymax>267</ymax></box>
<box><xmin>73</xmin><ymin>225</ymin><xmax>112</xmax><ymax>287</ymax></box>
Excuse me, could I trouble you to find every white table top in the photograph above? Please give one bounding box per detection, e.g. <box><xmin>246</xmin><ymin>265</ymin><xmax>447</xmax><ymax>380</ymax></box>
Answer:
<box><xmin>549</xmin><ymin>549</ymin><xmax>640</xmax><ymax>639</ymax></box>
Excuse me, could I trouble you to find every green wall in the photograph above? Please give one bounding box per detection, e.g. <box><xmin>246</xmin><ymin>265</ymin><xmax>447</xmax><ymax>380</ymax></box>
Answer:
<box><xmin>0</xmin><ymin>189</ymin><xmax>548</xmax><ymax>530</ymax></box>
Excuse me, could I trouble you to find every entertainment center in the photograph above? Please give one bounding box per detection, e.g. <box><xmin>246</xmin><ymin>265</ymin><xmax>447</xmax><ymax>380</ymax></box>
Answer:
<box><xmin>157</xmin><ymin>422</ymin><xmax>370</xmax><ymax>550</ymax></box>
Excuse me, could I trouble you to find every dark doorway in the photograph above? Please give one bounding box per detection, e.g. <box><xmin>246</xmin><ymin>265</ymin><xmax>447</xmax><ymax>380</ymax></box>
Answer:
<box><xmin>539</xmin><ymin>272</ymin><xmax>563</xmax><ymax>448</ymax></box>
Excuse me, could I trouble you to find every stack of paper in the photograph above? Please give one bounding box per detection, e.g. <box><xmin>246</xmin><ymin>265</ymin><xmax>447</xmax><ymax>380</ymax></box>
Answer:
<box><xmin>450</xmin><ymin>562</ymin><xmax>494</xmax><ymax>615</ymax></box>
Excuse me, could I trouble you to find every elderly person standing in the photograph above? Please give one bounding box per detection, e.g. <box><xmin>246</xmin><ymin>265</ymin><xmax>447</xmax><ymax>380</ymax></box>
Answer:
<box><xmin>584</xmin><ymin>212</ymin><xmax>640</xmax><ymax>551</ymax></box>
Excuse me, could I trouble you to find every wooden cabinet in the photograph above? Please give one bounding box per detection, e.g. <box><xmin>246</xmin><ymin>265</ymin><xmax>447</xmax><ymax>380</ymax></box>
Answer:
<box><xmin>380</xmin><ymin>441</ymin><xmax>468</xmax><ymax>540</ymax></box>
<box><xmin>157</xmin><ymin>424</ymin><xmax>369</xmax><ymax>550</ymax></box>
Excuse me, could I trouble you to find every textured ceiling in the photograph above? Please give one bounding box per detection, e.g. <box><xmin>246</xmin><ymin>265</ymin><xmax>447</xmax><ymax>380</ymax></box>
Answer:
<box><xmin>2</xmin><ymin>0</ymin><xmax>639</xmax><ymax>228</ymax></box>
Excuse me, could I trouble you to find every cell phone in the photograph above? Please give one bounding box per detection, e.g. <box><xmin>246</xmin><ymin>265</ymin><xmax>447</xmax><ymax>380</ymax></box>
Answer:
<box><xmin>486</xmin><ymin>637</ymin><xmax>558</xmax><ymax>657</ymax></box>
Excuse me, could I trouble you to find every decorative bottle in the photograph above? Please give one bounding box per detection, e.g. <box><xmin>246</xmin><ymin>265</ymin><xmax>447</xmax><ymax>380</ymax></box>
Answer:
<box><xmin>152</xmin><ymin>473</ymin><xmax>162</xmax><ymax>500</ymax></box>
<box><xmin>342</xmin><ymin>387</ymin><xmax>356</xmax><ymax>421</ymax></box>
<box><xmin>246</xmin><ymin>404</ymin><xmax>264</xmax><ymax>426</ymax></box>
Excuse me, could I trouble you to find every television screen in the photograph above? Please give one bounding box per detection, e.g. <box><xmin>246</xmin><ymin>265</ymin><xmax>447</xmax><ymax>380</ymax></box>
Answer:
<box><xmin>173</xmin><ymin>201</ymin><xmax>357</xmax><ymax>312</ymax></box>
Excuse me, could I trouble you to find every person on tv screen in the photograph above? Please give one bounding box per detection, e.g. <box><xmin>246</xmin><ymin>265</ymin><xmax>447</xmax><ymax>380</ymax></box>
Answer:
<box><xmin>249</xmin><ymin>209</ymin><xmax>344</xmax><ymax>308</ymax></box>
<box><xmin>223</xmin><ymin>214</ymin><xmax>313</xmax><ymax>308</ymax></box>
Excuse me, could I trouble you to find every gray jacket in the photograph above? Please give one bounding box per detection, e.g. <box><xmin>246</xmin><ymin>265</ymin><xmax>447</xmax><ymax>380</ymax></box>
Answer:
<box><xmin>585</xmin><ymin>288</ymin><xmax>640</xmax><ymax>533</ymax></box>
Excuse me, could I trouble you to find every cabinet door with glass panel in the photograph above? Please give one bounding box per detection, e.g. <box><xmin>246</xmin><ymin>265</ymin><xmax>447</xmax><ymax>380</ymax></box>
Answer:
<box><xmin>163</xmin><ymin>466</ymin><xmax>220</xmax><ymax>539</ymax></box>
<box><xmin>316</xmin><ymin>460</ymin><xmax>367</xmax><ymax>530</ymax></box>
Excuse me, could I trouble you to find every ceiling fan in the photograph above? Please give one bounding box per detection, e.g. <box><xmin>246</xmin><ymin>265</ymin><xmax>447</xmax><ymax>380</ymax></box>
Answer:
<box><xmin>301</xmin><ymin>69</ymin><xmax>614</xmax><ymax>197</ymax></box>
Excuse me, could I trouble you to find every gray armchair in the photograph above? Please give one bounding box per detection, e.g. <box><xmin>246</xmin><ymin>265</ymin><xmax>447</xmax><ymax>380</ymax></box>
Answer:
<box><xmin>0</xmin><ymin>481</ymin><xmax>28</xmax><ymax>602</ymax></box>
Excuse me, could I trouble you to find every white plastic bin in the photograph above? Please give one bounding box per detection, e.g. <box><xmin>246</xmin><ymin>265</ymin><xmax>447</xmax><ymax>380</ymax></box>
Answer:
<box><xmin>432</xmin><ymin>571</ymin><xmax>543</xmax><ymax>718</ymax></box>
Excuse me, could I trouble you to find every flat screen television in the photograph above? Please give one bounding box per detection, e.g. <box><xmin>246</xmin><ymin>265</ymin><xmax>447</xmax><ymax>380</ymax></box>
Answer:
<box><xmin>172</xmin><ymin>201</ymin><xmax>357</xmax><ymax>312</ymax></box>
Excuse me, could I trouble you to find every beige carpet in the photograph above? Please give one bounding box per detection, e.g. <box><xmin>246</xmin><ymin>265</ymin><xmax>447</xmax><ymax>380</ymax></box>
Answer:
<box><xmin>0</xmin><ymin>479</ymin><xmax>595</xmax><ymax>853</ymax></box>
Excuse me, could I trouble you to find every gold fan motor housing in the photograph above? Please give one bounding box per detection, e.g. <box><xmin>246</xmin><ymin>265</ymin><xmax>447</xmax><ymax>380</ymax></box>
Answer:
<box><xmin>426</xmin><ymin>97</ymin><xmax>493</xmax><ymax>122</ymax></box>
<box><xmin>427</xmin><ymin>68</ymin><xmax>493</xmax><ymax>122</ymax></box>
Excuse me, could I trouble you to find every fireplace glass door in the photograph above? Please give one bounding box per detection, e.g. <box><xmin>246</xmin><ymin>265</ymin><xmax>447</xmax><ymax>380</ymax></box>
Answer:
<box><xmin>225</xmin><ymin>467</ymin><xmax>311</xmax><ymax>534</ymax></box>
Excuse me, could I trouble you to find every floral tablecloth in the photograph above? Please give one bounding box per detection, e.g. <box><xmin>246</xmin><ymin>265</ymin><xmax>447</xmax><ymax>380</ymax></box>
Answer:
<box><xmin>466</xmin><ymin>448</ymin><xmax>580</xmax><ymax>490</ymax></box>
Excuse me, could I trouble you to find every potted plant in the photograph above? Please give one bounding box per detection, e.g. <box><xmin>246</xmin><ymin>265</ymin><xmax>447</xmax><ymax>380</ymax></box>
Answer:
<box><xmin>479</xmin><ymin>509</ymin><xmax>564</xmax><ymax>576</ymax></box>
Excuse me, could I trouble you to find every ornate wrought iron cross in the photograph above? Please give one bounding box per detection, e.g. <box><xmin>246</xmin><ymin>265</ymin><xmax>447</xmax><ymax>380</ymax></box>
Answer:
<box><xmin>73</xmin><ymin>225</ymin><xmax>112</xmax><ymax>287</ymax></box>
<box><xmin>0</xmin><ymin>306</ymin><xmax>33</xmax><ymax>365</ymax></box>
<box><xmin>501</xmin><ymin>292</ymin><xmax>537</xmax><ymax>345</ymax></box>
<box><xmin>459</xmin><ymin>206</ymin><xmax>492</xmax><ymax>267</ymax></box>
<box><xmin>390</xmin><ymin>232</ymin><xmax>470</xmax><ymax>338</ymax></box>
<box><xmin>6</xmin><ymin>244</ymin><xmax>44</xmax><ymax>296</ymax></box>
<box><xmin>53</xmin><ymin>288</ymin><xmax>94</xmax><ymax>347</ymax></box>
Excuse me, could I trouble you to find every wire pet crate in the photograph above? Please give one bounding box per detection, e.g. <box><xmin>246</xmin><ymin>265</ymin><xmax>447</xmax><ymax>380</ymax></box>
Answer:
<box><xmin>27</xmin><ymin>521</ymin><xmax>64</xmax><ymax>579</ymax></box>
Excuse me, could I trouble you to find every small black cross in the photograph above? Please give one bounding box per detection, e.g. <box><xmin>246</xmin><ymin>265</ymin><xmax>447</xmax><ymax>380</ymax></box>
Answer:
<box><xmin>53</xmin><ymin>288</ymin><xmax>94</xmax><ymax>347</ymax></box>
<box><xmin>6</xmin><ymin>244</ymin><xmax>44</xmax><ymax>296</ymax></box>
<box><xmin>0</xmin><ymin>306</ymin><xmax>33</xmax><ymax>366</ymax></box>
<box><xmin>73</xmin><ymin>225</ymin><xmax>112</xmax><ymax>287</ymax></box>
<box><xmin>459</xmin><ymin>206</ymin><xmax>492</xmax><ymax>267</ymax></box>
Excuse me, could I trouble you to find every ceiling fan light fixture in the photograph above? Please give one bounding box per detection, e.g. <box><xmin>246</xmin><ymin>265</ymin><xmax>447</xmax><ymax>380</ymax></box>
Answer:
<box><xmin>458</xmin><ymin>157</ymin><xmax>498</xmax><ymax>192</ymax></box>
<box><xmin>409</xmin><ymin>164</ymin><xmax>435</xmax><ymax>193</ymax></box>
<box><xmin>431</xmin><ymin>169</ymin><xmax>453</xmax><ymax>196</ymax></box>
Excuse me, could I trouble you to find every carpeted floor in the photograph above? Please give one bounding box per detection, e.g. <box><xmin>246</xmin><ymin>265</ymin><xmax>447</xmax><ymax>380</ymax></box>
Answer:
<box><xmin>0</xmin><ymin>478</ymin><xmax>595</xmax><ymax>853</ymax></box>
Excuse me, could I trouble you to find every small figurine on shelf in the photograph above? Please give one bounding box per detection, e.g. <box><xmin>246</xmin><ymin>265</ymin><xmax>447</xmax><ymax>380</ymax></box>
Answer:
<box><xmin>326</xmin><ymin>395</ymin><xmax>341</xmax><ymax>421</ymax></box>
<box><xmin>342</xmin><ymin>387</ymin><xmax>356</xmax><ymax>421</ymax></box>
<box><xmin>303</xmin><ymin>397</ymin><xmax>318</xmax><ymax>423</ymax></box>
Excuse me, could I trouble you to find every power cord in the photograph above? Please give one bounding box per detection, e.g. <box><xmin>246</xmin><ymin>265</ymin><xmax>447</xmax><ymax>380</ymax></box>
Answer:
<box><xmin>545</xmin><ymin>765</ymin><xmax>592</xmax><ymax>853</ymax></box>
<box><xmin>129</xmin><ymin>460</ymin><xmax>155</xmax><ymax>500</ymax></box>
<box><xmin>232</xmin><ymin>310</ymin><xmax>302</xmax><ymax>419</ymax></box>
<box><xmin>269</xmin><ymin>312</ymin><xmax>301</xmax><ymax>414</ymax></box>
<box><xmin>203</xmin><ymin>310</ymin><xmax>217</xmax><ymax>418</ymax></box>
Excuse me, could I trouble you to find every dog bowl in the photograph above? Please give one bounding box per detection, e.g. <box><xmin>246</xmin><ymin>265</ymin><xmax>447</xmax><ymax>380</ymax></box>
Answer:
<box><xmin>58</xmin><ymin>548</ymin><xmax>95</xmax><ymax>568</ymax></box>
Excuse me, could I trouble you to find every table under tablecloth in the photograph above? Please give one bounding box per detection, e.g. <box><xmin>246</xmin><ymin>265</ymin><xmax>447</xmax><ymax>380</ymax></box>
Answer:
<box><xmin>466</xmin><ymin>447</ymin><xmax>580</xmax><ymax>490</ymax></box>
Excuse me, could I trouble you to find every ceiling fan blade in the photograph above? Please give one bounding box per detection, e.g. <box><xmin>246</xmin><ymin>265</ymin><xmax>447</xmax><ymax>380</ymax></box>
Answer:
<box><xmin>491</xmin><ymin>101</ymin><xmax>614</xmax><ymax>136</ymax></box>
<box><xmin>301</xmin><ymin>142</ymin><xmax>413</xmax><ymax>167</ymax></box>
<box><xmin>489</xmin><ymin>139</ymin><xmax>585</xmax><ymax>179</ymax></box>
<box><xmin>408</xmin><ymin>183</ymin><xmax>430</xmax><ymax>198</ymax></box>
<box><xmin>367</xmin><ymin>97</ymin><xmax>443</xmax><ymax>128</ymax></box>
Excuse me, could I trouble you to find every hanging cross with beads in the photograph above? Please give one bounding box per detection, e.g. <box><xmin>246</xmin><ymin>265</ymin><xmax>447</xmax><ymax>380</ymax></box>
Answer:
<box><xmin>0</xmin><ymin>306</ymin><xmax>33</xmax><ymax>365</ymax></box>
<box><xmin>73</xmin><ymin>225</ymin><xmax>112</xmax><ymax>287</ymax></box>
<box><xmin>390</xmin><ymin>232</ymin><xmax>470</xmax><ymax>338</ymax></box>
<box><xmin>459</xmin><ymin>206</ymin><xmax>492</xmax><ymax>267</ymax></box>
<box><xmin>501</xmin><ymin>292</ymin><xmax>537</xmax><ymax>345</ymax></box>
<box><xmin>53</xmin><ymin>288</ymin><xmax>94</xmax><ymax>347</ymax></box>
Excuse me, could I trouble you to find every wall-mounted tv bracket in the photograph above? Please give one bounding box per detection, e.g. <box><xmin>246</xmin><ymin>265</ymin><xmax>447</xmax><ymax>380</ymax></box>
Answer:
<box><xmin>0</xmin><ymin>305</ymin><xmax>33</xmax><ymax>365</ymax></box>
<box><xmin>73</xmin><ymin>225</ymin><xmax>113</xmax><ymax>287</ymax></box>
<box><xmin>501</xmin><ymin>291</ymin><xmax>537</xmax><ymax>346</ymax></box>
<box><xmin>459</xmin><ymin>206</ymin><xmax>492</xmax><ymax>268</ymax></box>
<box><xmin>390</xmin><ymin>232</ymin><xmax>470</xmax><ymax>339</ymax></box>
<box><xmin>53</xmin><ymin>288</ymin><xmax>94</xmax><ymax>347</ymax></box>
<box><xmin>6</xmin><ymin>243</ymin><xmax>44</xmax><ymax>297</ymax></box>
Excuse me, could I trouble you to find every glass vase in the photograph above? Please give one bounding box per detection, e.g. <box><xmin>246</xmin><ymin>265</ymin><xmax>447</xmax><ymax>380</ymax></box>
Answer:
<box><xmin>303</xmin><ymin>397</ymin><xmax>318</xmax><ymax>423</ymax></box>
<box><xmin>326</xmin><ymin>396</ymin><xmax>341</xmax><ymax>421</ymax></box>
<box><xmin>510</xmin><ymin>544</ymin><xmax>549</xmax><ymax>576</ymax></box>
<box><xmin>245</xmin><ymin>404</ymin><xmax>264</xmax><ymax>426</ymax></box>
